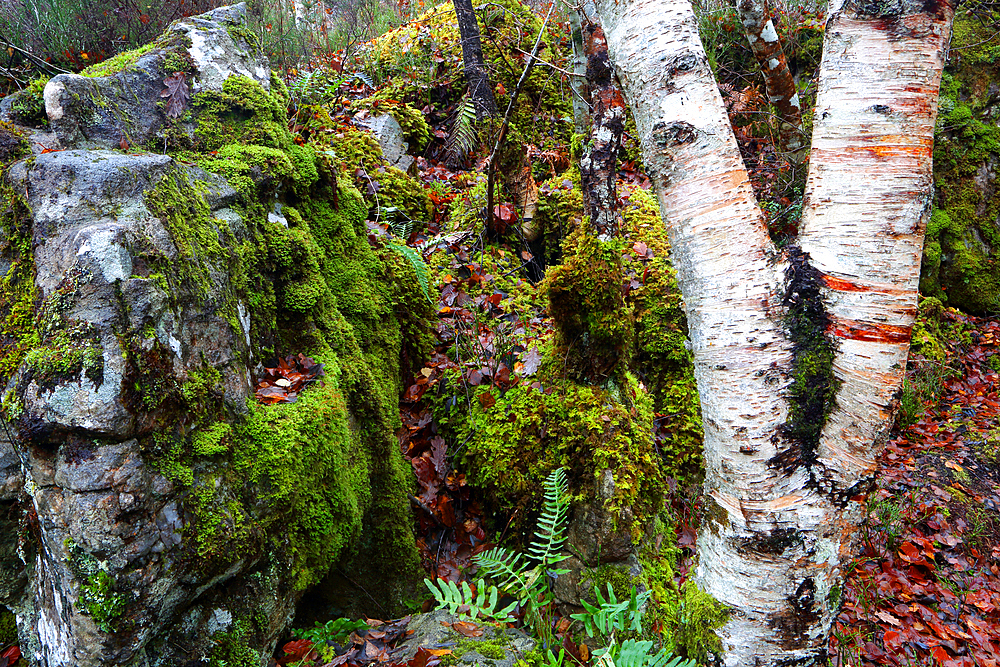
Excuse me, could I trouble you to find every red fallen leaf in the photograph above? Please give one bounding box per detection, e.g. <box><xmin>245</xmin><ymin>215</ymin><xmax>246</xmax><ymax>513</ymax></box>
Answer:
<box><xmin>883</xmin><ymin>630</ymin><xmax>902</xmax><ymax>649</ymax></box>
<box><xmin>279</xmin><ymin>638</ymin><xmax>314</xmax><ymax>665</ymax></box>
<box><xmin>1</xmin><ymin>645</ymin><xmax>21</xmax><ymax>663</ymax></box>
<box><xmin>478</xmin><ymin>392</ymin><xmax>496</xmax><ymax>409</ymax></box>
<box><xmin>451</xmin><ymin>621</ymin><xmax>483</xmax><ymax>637</ymax></box>
<box><xmin>632</xmin><ymin>241</ymin><xmax>648</xmax><ymax>256</ymax></box>
<box><xmin>410</xmin><ymin>646</ymin><xmax>444</xmax><ymax>667</ymax></box>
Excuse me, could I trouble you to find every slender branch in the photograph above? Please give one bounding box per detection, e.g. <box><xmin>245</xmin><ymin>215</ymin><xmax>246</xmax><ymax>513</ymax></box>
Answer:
<box><xmin>485</xmin><ymin>0</ymin><xmax>555</xmax><ymax>230</ymax></box>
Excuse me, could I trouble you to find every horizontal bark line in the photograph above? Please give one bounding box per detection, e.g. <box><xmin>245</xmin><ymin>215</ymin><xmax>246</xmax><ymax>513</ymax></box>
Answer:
<box><xmin>827</xmin><ymin>318</ymin><xmax>912</xmax><ymax>343</ymax></box>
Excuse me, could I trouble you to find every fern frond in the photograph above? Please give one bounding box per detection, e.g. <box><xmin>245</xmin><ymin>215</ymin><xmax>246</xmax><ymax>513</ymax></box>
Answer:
<box><xmin>473</xmin><ymin>546</ymin><xmax>536</xmax><ymax>603</ymax></box>
<box><xmin>388</xmin><ymin>241</ymin><xmax>431</xmax><ymax>303</ymax></box>
<box><xmin>423</xmin><ymin>577</ymin><xmax>516</xmax><ymax>621</ymax></box>
<box><xmin>445</xmin><ymin>93</ymin><xmax>479</xmax><ymax>165</ymax></box>
<box><xmin>527</xmin><ymin>467</ymin><xmax>570</xmax><ymax>567</ymax></box>
<box><xmin>613</xmin><ymin>639</ymin><xmax>696</xmax><ymax>667</ymax></box>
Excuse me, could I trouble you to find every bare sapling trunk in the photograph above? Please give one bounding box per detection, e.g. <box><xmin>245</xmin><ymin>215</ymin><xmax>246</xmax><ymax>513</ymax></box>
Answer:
<box><xmin>593</xmin><ymin>0</ymin><xmax>955</xmax><ymax>662</ymax></box>
<box><xmin>567</xmin><ymin>3</ymin><xmax>591</xmax><ymax>135</ymax></box>
<box><xmin>734</xmin><ymin>0</ymin><xmax>806</xmax><ymax>161</ymax></box>
<box><xmin>453</xmin><ymin>0</ymin><xmax>498</xmax><ymax>120</ymax></box>
<box><xmin>579</xmin><ymin>21</ymin><xmax>626</xmax><ymax>239</ymax></box>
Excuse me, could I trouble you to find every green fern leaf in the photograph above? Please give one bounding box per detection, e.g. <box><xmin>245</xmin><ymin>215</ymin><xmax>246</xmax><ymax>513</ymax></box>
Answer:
<box><xmin>445</xmin><ymin>93</ymin><xmax>479</xmax><ymax>165</ymax></box>
<box><xmin>527</xmin><ymin>467</ymin><xmax>570</xmax><ymax>567</ymax></box>
<box><xmin>388</xmin><ymin>242</ymin><xmax>431</xmax><ymax>303</ymax></box>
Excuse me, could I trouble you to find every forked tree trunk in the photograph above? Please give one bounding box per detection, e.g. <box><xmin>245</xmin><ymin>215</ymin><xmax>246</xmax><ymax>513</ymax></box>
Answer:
<box><xmin>592</xmin><ymin>0</ymin><xmax>954</xmax><ymax>662</ymax></box>
<box><xmin>734</xmin><ymin>0</ymin><xmax>806</xmax><ymax>161</ymax></box>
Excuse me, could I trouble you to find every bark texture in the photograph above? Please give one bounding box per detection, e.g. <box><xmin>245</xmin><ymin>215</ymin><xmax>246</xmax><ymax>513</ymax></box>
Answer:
<box><xmin>592</xmin><ymin>0</ymin><xmax>954</xmax><ymax>662</ymax></box>
<box><xmin>452</xmin><ymin>0</ymin><xmax>497</xmax><ymax>120</ymax></box>
<box><xmin>580</xmin><ymin>22</ymin><xmax>626</xmax><ymax>239</ymax></box>
<box><xmin>735</xmin><ymin>0</ymin><xmax>806</xmax><ymax>160</ymax></box>
<box><xmin>568</xmin><ymin>5</ymin><xmax>590</xmax><ymax>136</ymax></box>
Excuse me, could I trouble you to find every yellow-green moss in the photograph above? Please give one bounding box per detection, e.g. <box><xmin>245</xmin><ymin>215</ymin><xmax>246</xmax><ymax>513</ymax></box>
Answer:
<box><xmin>327</xmin><ymin>124</ymin><xmax>432</xmax><ymax>225</ymax></box>
<box><xmin>7</xmin><ymin>75</ymin><xmax>50</xmax><ymax>127</ymax></box>
<box><xmin>0</xmin><ymin>182</ymin><xmax>40</xmax><ymax>392</ymax></box>
<box><xmin>192</xmin><ymin>422</ymin><xmax>233</xmax><ymax>456</ymax></box>
<box><xmin>545</xmin><ymin>231</ymin><xmax>633</xmax><ymax>385</ymax></box>
<box><xmin>440</xmin><ymin>373</ymin><xmax>663</xmax><ymax>534</ymax></box>
<box><xmin>190</xmin><ymin>75</ymin><xmax>294</xmax><ymax>152</ymax></box>
<box><xmin>622</xmin><ymin>187</ymin><xmax>703</xmax><ymax>484</ymax></box>
<box><xmin>351</xmin><ymin>96</ymin><xmax>432</xmax><ymax>153</ymax></box>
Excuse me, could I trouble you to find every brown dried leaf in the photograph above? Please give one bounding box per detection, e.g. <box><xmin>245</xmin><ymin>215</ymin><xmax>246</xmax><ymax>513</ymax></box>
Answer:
<box><xmin>161</xmin><ymin>73</ymin><xmax>190</xmax><ymax>119</ymax></box>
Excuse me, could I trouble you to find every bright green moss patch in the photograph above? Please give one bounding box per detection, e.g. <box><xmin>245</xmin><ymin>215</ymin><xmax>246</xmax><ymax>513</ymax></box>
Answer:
<box><xmin>65</xmin><ymin>539</ymin><xmax>128</xmax><ymax>633</ymax></box>
<box><xmin>8</xmin><ymin>75</ymin><xmax>50</xmax><ymax>128</ymax></box>
<box><xmin>192</xmin><ymin>422</ymin><xmax>233</xmax><ymax>456</ymax></box>
<box><xmin>440</xmin><ymin>372</ymin><xmax>664</xmax><ymax>532</ymax></box>
<box><xmin>190</xmin><ymin>75</ymin><xmax>294</xmax><ymax>152</ymax></box>
<box><xmin>545</xmin><ymin>230</ymin><xmax>633</xmax><ymax>386</ymax></box>
<box><xmin>0</xmin><ymin>182</ymin><xmax>39</xmax><ymax>392</ymax></box>
<box><xmin>925</xmin><ymin>13</ymin><xmax>1000</xmax><ymax>314</ymax></box>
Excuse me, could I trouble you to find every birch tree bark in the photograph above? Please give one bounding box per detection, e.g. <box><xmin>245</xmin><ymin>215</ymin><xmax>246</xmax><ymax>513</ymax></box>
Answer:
<box><xmin>592</xmin><ymin>0</ymin><xmax>955</xmax><ymax>662</ymax></box>
<box><xmin>733</xmin><ymin>0</ymin><xmax>806</xmax><ymax>161</ymax></box>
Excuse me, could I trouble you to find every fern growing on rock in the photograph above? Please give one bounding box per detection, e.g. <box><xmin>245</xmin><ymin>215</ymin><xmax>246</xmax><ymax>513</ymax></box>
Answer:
<box><xmin>425</xmin><ymin>467</ymin><xmax>570</xmax><ymax>643</ymax></box>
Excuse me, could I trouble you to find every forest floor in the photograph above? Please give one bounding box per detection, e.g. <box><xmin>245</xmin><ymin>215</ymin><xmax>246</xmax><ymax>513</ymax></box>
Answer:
<box><xmin>831</xmin><ymin>311</ymin><xmax>1000</xmax><ymax>666</ymax></box>
<box><xmin>394</xmin><ymin>147</ymin><xmax>1000</xmax><ymax>666</ymax></box>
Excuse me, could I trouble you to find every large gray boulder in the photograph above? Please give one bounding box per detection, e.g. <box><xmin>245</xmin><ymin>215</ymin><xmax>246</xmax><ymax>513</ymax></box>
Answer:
<box><xmin>42</xmin><ymin>3</ymin><xmax>271</xmax><ymax>151</ymax></box>
<box><xmin>0</xmin><ymin>5</ymin><xmax>425</xmax><ymax>666</ymax></box>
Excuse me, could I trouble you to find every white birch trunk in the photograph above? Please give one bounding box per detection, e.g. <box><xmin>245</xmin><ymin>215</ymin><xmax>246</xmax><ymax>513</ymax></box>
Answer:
<box><xmin>593</xmin><ymin>0</ymin><xmax>955</xmax><ymax>662</ymax></box>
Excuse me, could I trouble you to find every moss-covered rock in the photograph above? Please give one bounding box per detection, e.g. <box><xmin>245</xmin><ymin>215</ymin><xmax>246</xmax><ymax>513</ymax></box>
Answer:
<box><xmin>923</xmin><ymin>9</ymin><xmax>1000</xmax><ymax>313</ymax></box>
<box><xmin>0</xmin><ymin>6</ymin><xmax>433</xmax><ymax>666</ymax></box>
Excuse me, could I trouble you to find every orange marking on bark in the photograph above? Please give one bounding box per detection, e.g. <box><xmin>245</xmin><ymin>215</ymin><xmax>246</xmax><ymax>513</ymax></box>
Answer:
<box><xmin>827</xmin><ymin>318</ymin><xmax>911</xmax><ymax>344</ymax></box>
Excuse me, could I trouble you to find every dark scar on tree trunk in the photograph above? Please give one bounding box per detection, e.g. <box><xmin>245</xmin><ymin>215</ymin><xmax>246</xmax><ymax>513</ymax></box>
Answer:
<box><xmin>770</xmin><ymin>247</ymin><xmax>839</xmax><ymax>475</ymax></box>
<box><xmin>768</xmin><ymin>577</ymin><xmax>826</xmax><ymax>656</ymax></box>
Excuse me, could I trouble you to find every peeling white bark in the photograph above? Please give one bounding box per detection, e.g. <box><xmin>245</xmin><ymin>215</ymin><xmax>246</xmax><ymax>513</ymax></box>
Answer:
<box><xmin>593</xmin><ymin>0</ymin><xmax>955</xmax><ymax>662</ymax></box>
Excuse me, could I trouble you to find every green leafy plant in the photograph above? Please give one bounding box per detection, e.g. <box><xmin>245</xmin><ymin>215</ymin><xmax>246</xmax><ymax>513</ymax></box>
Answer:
<box><xmin>388</xmin><ymin>241</ymin><xmax>432</xmax><ymax>303</ymax></box>
<box><xmin>571</xmin><ymin>584</ymin><xmax>697</xmax><ymax>667</ymax></box>
<box><xmin>425</xmin><ymin>467</ymin><xmax>570</xmax><ymax>644</ymax></box>
<box><xmin>291</xmin><ymin>617</ymin><xmax>369</xmax><ymax>645</ymax></box>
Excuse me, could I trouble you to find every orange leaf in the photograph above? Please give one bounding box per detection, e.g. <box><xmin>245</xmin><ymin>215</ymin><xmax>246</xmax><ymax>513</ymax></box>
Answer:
<box><xmin>452</xmin><ymin>621</ymin><xmax>484</xmax><ymax>637</ymax></box>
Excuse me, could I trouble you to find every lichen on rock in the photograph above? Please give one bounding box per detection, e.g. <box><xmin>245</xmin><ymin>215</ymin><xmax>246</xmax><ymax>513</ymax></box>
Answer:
<box><xmin>0</xmin><ymin>4</ymin><xmax>431</xmax><ymax>666</ymax></box>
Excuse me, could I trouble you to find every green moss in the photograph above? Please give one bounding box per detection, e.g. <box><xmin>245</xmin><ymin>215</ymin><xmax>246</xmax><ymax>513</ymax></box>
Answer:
<box><xmin>208</xmin><ymin>620</ymin><xmax>260</xmax><ymax>667</ymax></box>
<box><xmin>0</xmin><ymin>608</ymin><xmax>17</xmax><ymax>645</ymax></box>
<box><xmin>0</xmin><ymin>182</ymin><xmax>39</xmax><ymax>391</ymax></box>
<box><xmin>65</xmin><ymin>539</ymin><xmax>127</xmax><ymax>633</ymax></box>
<box><xmin>924</xmin><ymin>14</ymin><xmax>1000</xmax><ymax>313</ymax></box>
<box><xmin>80</xmin><ymin>42</ymin><xmax>157</xmax><ymax>77</ymax></box>
<box><xmin>192</xmin><ymin>422</ymin><xmax>233</xmax><ymax>456</ymax></box>
<box><xmin>622</xmin><ymin>187</ymin><xmax>702</xmax><ymax>485</ymax></box>
<box><xmin>327</xmin><ymin>124</ymin><xmax>432</xmax><ymax>225</ymax></box>
<box><xmin>441</xmin><ymin>373</ymin><xmax>663</xmax><ymax>534</ymax></box>
<box><xmin>351</xmin><ymin>96</ymin><xmax>432</xmax><ymax>153</ymax></box>
<box><xmin>8</xmin><ymin>75</ymin><xmax>50</xmax><ymax>127</ymax></box>
<box><xmin>190</xmin><ymin>75</ymin><xmax>294</xmax><ymax>152</ymax></box>
<box><xmin>545</xmin><ymin>230</ymin><xmax>633</xmax><ymax>385</ymax></box>
<box><xmin>23</xmin><ymin>322</ymin><xmax>103</xmax><ymax>388</ymax></box>
<box><xmin>775</xmin><ymin>248</ymin><xmax>840</xmax><ymax>471</ymax></box>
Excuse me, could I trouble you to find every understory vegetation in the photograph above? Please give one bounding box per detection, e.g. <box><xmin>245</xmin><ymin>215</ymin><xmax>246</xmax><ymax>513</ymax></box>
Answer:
<box><xmin>1</xmin><ymin>0</ymin><xmax>999</xmax><ymax>665</ymax></box>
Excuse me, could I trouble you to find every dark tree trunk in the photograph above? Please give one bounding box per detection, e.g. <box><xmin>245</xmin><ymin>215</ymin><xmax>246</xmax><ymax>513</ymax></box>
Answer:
<box><xmin>580</xmin><ymin>21</ymin><xmax>626</xmax><ymax>239</ymax></box>
<box><xmin>452</xmin><ymin>0</ymin><xmax>497</xmax><ymax>120</ymax></box>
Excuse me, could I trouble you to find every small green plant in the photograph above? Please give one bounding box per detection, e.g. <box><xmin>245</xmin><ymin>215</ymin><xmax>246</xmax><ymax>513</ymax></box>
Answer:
<box><xmin>292</xmin><ymin>617</ymin><xmax>369</xmax><ymax>645</ymax></box>
<box><xmin>571</xmin><ymin>585</ymin><xmax>697</xmax><ymax>667</ymax></box>
<box><xmin>425</xmin><ymin>467</ymin><xmax>570</xmax><ymax>645</ymax></box>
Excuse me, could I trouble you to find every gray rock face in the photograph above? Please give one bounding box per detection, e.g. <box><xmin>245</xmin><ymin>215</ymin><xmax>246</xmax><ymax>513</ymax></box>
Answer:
<box><xmin>354</xmin><ymin>113</ymin><xmax>414</xmax><ymax>173</ymax></box>
<box><xmin>2</xmin><ymin>149</ymin><xmax>268</xmax><ymax>667</ymax></box>
<box><xmin>43</xmin><ymin>3</ymin><xmax>269</xmax><ymax>150</ymax></box>
<box><xmin>400</xmin><ymin>610</ymin><xmax>536</xmax><ymax>667</ymax></box>
<box><xmin>0</xmin><ymin>5</ymin><xmax>421</xmax><ymax>666</ymax></box>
